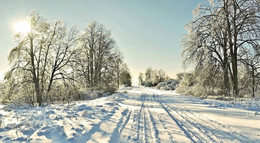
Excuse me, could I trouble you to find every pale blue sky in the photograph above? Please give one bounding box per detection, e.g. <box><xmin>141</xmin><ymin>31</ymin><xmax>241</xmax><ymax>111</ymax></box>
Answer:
<box><xmin>0</xmin><ymin>0</ymin><xmax>202</xmax><ymax>83</ymax></box>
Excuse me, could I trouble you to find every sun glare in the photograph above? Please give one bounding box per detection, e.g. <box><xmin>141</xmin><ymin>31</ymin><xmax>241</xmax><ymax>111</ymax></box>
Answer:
<box><xmin>14</xmin><ymin>21</ymin><xmax>31</xmax><ymax>34</ymax></box>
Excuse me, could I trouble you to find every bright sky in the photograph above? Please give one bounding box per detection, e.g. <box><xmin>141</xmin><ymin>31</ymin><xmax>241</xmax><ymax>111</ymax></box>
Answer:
<box><xmin>0</xmin><ymin>0</ymin><xmax>203</xmax><ymax>84</ymax></box>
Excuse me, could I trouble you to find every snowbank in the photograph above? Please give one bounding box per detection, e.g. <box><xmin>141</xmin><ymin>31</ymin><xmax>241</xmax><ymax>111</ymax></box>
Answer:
<box><xmin>0</xmin><ymin>86</ymin><xmax>259</xmax><ymax>142</ymax></box>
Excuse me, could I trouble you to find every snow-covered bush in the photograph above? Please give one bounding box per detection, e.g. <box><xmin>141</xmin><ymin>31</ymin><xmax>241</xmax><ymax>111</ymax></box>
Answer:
<box><xmin>175</xmin><ymin>72</ymin><xmax>196</xmax><ymax>95</ymax></box>
<box><xmin>156</xmin><ymin>79</ymin><xmax>179</xmax><ymax>90</ymax></box>
<box><xmin>85</xmin><ymin>90</ymin><xmax>104</xmax><ymax>100</ymax></box>
<box><xmin>175</xmin><ymin>70</ymin><xmax>260</xmax><ymax>99</ymax></box>
<box><xmin>175</xmin><ymin>72</ymin><xmax>220</xmax><ymax>98</ymax></box>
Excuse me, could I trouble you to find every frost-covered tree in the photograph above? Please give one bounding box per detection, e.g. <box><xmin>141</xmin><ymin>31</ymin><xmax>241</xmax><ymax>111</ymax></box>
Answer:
<box><xmin>138</xmin><ymin>73</ymin><xmax>144</xmax><ymax>86</ymax></box>
<box><xmin>183</xmin><ymin>0</ymin><xmax>233</xmax><ymax>96</ymax></box>
<box><xmin>183</xmin><ymin>0</ymin><xmax>260</xmax><ymax>97</ymax></box>
<box><xmin>239</xmin><ymin>48</ymin><xmax>260</xmax><ymax>97</ymax></box>
<box><xmin>176</xmin><ymin>73</ymin><xmax>184</xmax><ymax>82</ymax></box>
<box><xmin>0</xmin><ymin>78</ymin><xmax>19</xmax><ymax>103</ymax></box>
<box><xmin>140</xmin><ymin>67</ymin><xmax>168</xmax><ymax>87</ymax></box>
<box><xmin>175</xmin><ymin>72</ymin><xmax>196</xmax><ymax>96</ymax></box>
<box><xmin>119</xmin><ymin>64</ymin><xmax>132</xmax><ymax>87</ymax></box>
<box><xmin>72</xmin><ymin>21</ymin><xmax>122</xmax><ymax>92</ymax></box>
<box><xmin>6</xmin><ymin>11</ymin><xmax>78</xmax><ymax>105</ymax></box>
<box><xmin>4</xmin><ymin>11</ymin><xmax>127</xmax><ymax>105</ymax></box>
<box><xmin>223</xmin><ymin>0</ymin><xmax>260</xmax><ymax>96</ymax></box>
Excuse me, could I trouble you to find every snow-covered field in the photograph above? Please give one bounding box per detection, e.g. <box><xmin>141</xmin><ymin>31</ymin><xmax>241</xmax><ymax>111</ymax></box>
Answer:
<box><xmin>0</xmin><ymin>86</ymin><xmax>259</xmax><ymax>143</ymax></box>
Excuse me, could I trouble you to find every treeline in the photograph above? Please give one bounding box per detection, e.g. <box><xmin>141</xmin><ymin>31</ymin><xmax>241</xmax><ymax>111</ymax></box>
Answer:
<box><xmin>0</xmin><ymin>11</ymin><xmax>131</xmax><ymax>106</ymax></box>
<box><xmin>178</xmin><ymin>0</ymin><xmax>260</xmax><ymax>98</ymax></box>
<box><xmin>138</xmin><ymin>67</ymin><xmax>168</xmax><ymax>87</ymax></box>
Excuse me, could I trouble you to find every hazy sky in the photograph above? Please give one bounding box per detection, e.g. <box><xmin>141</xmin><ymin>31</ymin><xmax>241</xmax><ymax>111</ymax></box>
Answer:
<box><xmin>0</xmin><ymin>0</ymin><xmax>202</xmax><ymax>83</ymax></box>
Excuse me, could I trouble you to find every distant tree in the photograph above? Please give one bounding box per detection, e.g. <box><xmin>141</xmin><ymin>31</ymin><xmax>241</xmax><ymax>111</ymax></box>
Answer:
<box><xmin>140</xmin><ymin>67</ymin><xmax>168</xmax><ymax>87</ymax></box>
<box><xmin>176</xmin><ymin>73</ymin><xmax>184</xmax><ymax>82</ymax></box>
<box><xmin>138</xmin><ymin>73</ymin><xmax>144</xmax><ymax>85</ymax></box>
<box><xmin>114</xmin><ymin>52</ymin><xmax>124</xmax><ymax>87</ymax></box>
<box><xmin>145</xmin><ymin>67</ymin><xmax>153</xmax><ymax>83</ymax></box>
<box><xmin>119</xmin><ymin>64</ymin><xmax>132</xmax><ymax>87</ymax></box>
<box><xmin>157</xmin><ymin>69</ymin><xmax>168</xmax><ymax>83</ymax></box>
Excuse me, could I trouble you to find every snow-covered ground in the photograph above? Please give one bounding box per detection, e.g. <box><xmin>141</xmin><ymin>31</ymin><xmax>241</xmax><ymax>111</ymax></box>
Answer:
<box><xmin>0</xmin><ymin>86</ymin><xmax>259</xmax><ymax>143</ymax></box>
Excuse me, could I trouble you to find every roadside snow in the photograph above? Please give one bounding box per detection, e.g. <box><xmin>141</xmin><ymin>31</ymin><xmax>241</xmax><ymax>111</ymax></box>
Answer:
<box><xmin>0</xmin><ymin>86</ymin><xmax>259</xmax><ymax>142</ymax></box>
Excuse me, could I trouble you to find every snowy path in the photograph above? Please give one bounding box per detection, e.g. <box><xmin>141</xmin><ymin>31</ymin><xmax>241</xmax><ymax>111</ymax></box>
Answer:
<box><xmin>0</xmin><ymin>86</ymin><xmax>259</xmax><ymax>142</ymax></box>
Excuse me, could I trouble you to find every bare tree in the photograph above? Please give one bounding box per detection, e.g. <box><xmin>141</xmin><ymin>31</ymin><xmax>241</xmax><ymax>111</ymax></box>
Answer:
<box><xmin>138</xmin><ymin>73</ymin><xmax>144</xmax><ymax>85</ymax></box>
<box><xmin>239</xmin><ymin>48</ymin><xmax>260</xmax><ymax>97</ymax></box>
<box><xmin>119</xmin><ymin>63</ymin><xmax>132</xmax><ymax>87</ymax></box>
<box><xmin>6</xmin><ymin>11</ymin><xmax>77</xmax><ymax>106</ymax></box>
<box><xmin>73</xmin><ymin>21</ymin><xmax>120</xmax><ymax>92</ymax></box>
<box><xmin>182</xmin><ymin>0</ymin><xmax>260</xmax><ymax>97</ymax></box>
<box><xmin>5</xmin><ymin>12</ymin><xmax>127</xmax><ymax>105</ymax></box>
<box><xmin>183</xmin><ymin>3</ymin><xmax>231</xmax><ymax>96</ymax></box>
<box><xmin>223</xmin><ymin>0</ymin><xmax>260</xmax><ymax>96</ymax></box>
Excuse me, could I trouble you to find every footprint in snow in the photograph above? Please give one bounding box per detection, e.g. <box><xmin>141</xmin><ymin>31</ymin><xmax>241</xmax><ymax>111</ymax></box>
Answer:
<box><xmin>45</xmin><ymin>110</ymin><xmax>55</xmax><ymax>115</ymax></box>
<box><xmin>12</xmin><ymin>137</ymin><xmax>26</xmax><ymax>142</ymax></box>
<box><xmin>78</xmin><ymin>105</ymin><xmax>91</xmax><ymax>111</ymax></box>
<box><xmin>21</xmin><ymin>127</ymin><xmax>35</xmax><ymax>136</ymax></box>
<box><xmin>37</xmin><ymin>125</ymin><xmax>66</xmax><ymax>139</ymax></box>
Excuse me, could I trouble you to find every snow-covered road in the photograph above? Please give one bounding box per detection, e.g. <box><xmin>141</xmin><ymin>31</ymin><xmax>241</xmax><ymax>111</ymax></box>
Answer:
<box><xmin>0</xmin><ymin>86</ymin><xmax>259</xmax><ymax>142</ymax></box>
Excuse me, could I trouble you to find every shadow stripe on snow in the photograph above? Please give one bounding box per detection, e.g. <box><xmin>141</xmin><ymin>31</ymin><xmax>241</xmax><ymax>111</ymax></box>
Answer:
<box><xmin>109</xmin><ymin>109</ymin><xmax>131</xmax><ymax>143</ymax></box>
<box><xmin>67</xmin><ymin>106</ymin><xmax>119</xmax><ymax>143</ymax></box>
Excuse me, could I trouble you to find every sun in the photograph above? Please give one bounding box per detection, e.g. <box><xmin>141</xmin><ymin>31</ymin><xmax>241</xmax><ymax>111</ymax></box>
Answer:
<box><xmin>13</xmin><ymin>21</ymin><xmax>31</xmax><ymax>34</ymax></box>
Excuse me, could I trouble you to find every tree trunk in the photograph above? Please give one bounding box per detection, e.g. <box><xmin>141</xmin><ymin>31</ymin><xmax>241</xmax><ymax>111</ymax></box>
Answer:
<box><xmin>231</xmin><ymin>51</ymin><xmax>239</xmax><ymax>97</ymax></box>
<box><xmin>30</xmin><ymin>37</ymin><xmax>42</xmax><ymax>106</ymax></box>
<box><xmin>222</xmin><ymin>32</ymin><xmax>230</xmax><ymax>96</ymax></box>
<box><xmin>90</xmin><ymin>49</ymin><xmax>94</xmax><ymax>87</ymax></box>
<box><xmin>223</xmin><ymin>47</ymin><xmax>230</xmax><ymax>96</ymax></box>
<box><xmin>252</xmin><ymin>66</ymin><xmax>255</xmax><ymax>98</ymax></box>
<box><xmin>34</xmin><ymin>80</ymin><xmax>42</xmax><ymax>106</ymax></box>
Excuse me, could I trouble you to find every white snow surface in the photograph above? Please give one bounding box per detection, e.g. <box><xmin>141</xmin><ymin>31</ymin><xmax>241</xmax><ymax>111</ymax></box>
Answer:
<box><xmin>0</xmin><ymin>86</ymin><xmax>259</xmax><ymax>143</ymax></box>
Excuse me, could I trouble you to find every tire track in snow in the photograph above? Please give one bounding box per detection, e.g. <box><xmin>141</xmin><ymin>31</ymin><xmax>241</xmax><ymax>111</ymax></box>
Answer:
<box><xmin>157</xmin><ymin>94</ymin><xmax>250</xmax><ymax>142</ymax></box>
<box><xmin>160</xmin><ymin>102</ymin><xmax>219</xmax><ymax>142</ymax></box>
<box><xmin>133</xmin><ymin>94</ymin><xmax>158</xmax><ymax>143</ymax></box>
<box><xmin>146</xmin><ymin>108</ymin><xmax>160</xmax><ymax>143</ymax></box>
<box><xmin>153</xmin><ymin>95</ymin><xmax>196</xmax><ymax>143</ymax></box>
<box><xmin>154</xmin><ymin>95</ymin><xmax>215</xmax><ymax>143</ymax></box>
<box><xmin>142</xmin><ymin>95</ymin><xmax>156</xmax><ymax>143</ymax></box>
<box><xmin>143</xmin><ymin>106</ymin><xmax>149</xmax><ymax>143</ymax></box>
<box><xmin>169</xmin><ymin>107</ymin><xmax>218</xmax><ymax>142</ymax></box>
<box><xmin>133</xmin><ymin>94</ymin><xmax>145</xmax><ymax>142</ymax></box>
<box><xmin>142</xmin><ymin>88</ymin><xmax>175</xmax><ymax>143</ymax></box>
<box><xmin>142</xmin><ymin>92</ymin><xmax>161</xmax><ymax>143</ymax></box>
<box><xmin>171</xmin><ymin>104</ymin><xmax>250</xmax><ymax>142</ymax></box>
<box><xmin>155</xmin><ymin>94</ymin><xmax>250</xmax><ymax>143</ymax></box>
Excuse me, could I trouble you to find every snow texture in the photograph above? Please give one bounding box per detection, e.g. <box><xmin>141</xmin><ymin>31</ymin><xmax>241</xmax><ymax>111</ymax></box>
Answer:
<box><xmin>0</xmin><ymin>86</ymin><xmax>259</xmax><ymax>142</ymax></box>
